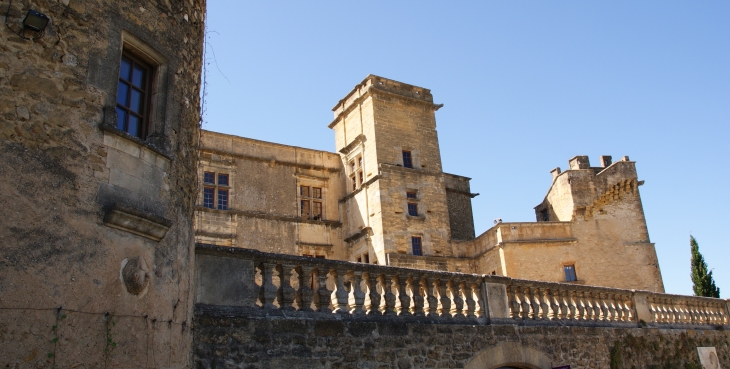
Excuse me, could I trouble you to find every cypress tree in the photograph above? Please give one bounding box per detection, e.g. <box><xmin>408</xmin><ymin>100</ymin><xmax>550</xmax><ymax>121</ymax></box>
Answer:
<box><xmin>690</xmin><ymin>235</ymin><xmax>720</xmax><ymax>298</ymax></box>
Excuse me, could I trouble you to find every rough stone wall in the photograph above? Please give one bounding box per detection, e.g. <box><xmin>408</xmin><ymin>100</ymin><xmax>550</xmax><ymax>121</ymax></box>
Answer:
<box><xmin>193</xmin><ymin>307</ymin><xmax>730</xmax><ymax>369</ymax></box>
<box><xmin>0</xmin><ymin>0</ymin><xmax>204</xmax><ymax>367</ymax></box>
<box><xmin>444</xmin><ymin>174</ymin><xmax>475</xmax><ymax>241</ymax></box>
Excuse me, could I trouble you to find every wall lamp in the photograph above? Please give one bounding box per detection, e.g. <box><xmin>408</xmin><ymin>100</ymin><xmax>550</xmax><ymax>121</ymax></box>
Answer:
<box><xmin>4</xmin><ymin>0</ymin><xmax>50</xmax><ymax>40</ymax></box>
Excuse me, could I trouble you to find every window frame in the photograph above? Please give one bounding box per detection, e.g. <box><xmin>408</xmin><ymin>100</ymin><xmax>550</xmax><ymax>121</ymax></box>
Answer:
<box><xmin>563</xmin><ymin>264</ymin><xmax>578</xmax><ymax>282</ymax></box>
<box><xmin>402</xmin><ymin>150</ymin><xmax>413</xmax><ymax>168</ymax></box>
<box><xmin>299</xmin><ymin>185</ymin><xmax>324</xmax><ymax>220</ymax></box>
<box><xmin>116</xmin><ymin>51</ymin><xmax>152</xmax><ymax>139</ymax></box>
<box><xmin>202</xmin><ymin>171</ymin><xmax>231</xmax><ymax>210</ymax></box>
<box><xmin>407</xmin><ymin>202</ymin><xmax>419</xmax><ymax>216</ymax></box>
<box><xmin>411</xmin><ymin>236</ymin><xmax>423</xmax><ymax>256</ymax></box>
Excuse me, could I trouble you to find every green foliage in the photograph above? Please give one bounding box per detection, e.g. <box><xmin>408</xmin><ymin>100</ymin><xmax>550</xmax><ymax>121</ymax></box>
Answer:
<box><xmin>610</xmin><ymin>341</ymin><xmax>623</xmax><ymax>369</ymax></box>
<box><xmin>690</xmin><ymin>236</ymin><xmax>720</xmax><ymax>298</ymax></box>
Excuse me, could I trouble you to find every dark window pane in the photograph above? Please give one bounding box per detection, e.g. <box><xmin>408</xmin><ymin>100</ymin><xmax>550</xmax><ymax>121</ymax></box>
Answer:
<box><xmin>203</xmin><ymin>188</ymin><xmax>214</xmax><ymax>208</ymax></box>
<box><xmin>315</xmin><ymin>255</ymin><xmax>325</xmax><ymax>259</ymax></box>
<box><xmin>128</xmin><ymin>115</ymin><xmax>139</xmax><ymax>137</ymax></box>
<box><xmin>120</xmin><ymin>57</ymin><xmax>132</xmax><ymax>80</ymax></box>
<box><xmin>358</xmin><ymin>171</ymin><xmax>363</xmax><ymax>184</ymax></box>
<box><xmin>313</xmin><ymin>201</ymin><xmax>322</xmax><ymax>219</ymax></box>
<box><xmin>218</xmin><ymin>174</ymin><xmax>229</xmax><ymax>186</ymax></box>
<box><xmin>402</xmin><ymin>151</ymin><xmax>413</xmax><ymax>168</ymax></box>
<box><xmin>406</xmin><ymin>192</ymin><xmax>417</xmax><ymax>199</ymax></box>
<box><xmin>312</xmin><ymin>187</ymin><xmax>321</xmax><ymax>199</ymax></box>
<box><xmin>218</xmin><ymin>189</ymin><xmax>228</xmax><ymax>210</ymax></box>
<box><xmin>301</xmin><ymin>200</ymin><xmax>310</xmax><ymax>218</ymax></box>
<box><xmin>132</xmin><ymin>65</ymin><xmax>145</xmax><ymax>88</ymax></box>
<box><xmin>564</xmin><ymin>265</ymin><xmax>577</xmax><ymax>282</ymax></box>
<box><xmin>117</xmin><ymin>81</ymin><xmax>129</xmax><ymax>106</ymax></box>
<box><xmin>116</xmin><ymin>107</ymin><xmax>127</xmax><ymax>130</ymax></box>
<box><xmin>300</xmin><ymin>186</ymin><xmax>310</xmax><ymax>197</ymax></box>
<box><xmin>203</xmin><ymin>172</ymin><xmax>215</xmax><ymax>184</ymax></box>
<box><xmin>412</xmin><ymin>237</ymin><xmax>422</xmax><ymax>256</ymax></box>
<box><xmin>130</xmin><ymin>88</ymin><xmax>143</xmax><ymax>113</ymax></box>
<box><xmin>408</xmin><ymin>203</ymin><xmax>418</xmax><ymax>216</ymax></box>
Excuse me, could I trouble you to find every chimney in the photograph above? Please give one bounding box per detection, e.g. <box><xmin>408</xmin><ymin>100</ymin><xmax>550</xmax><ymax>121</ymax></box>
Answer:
<box><xmin>621</xmin><ymin>156</ymin><xmax>630</xmax><ymax>162</ymax></box>
<box><xmin>568</xmin><ymin>156</ymin><xmax>590</xmax><ymax>170</ymax></box>
<box><xmin>600</xmin><ymin>156</ymin><xmax>612</xmax><ymax>167</ymax></box>
<box><xmin>550</xmin><ymin>167</ymin><xmax>561</xmax><ymax>181</ymax></box>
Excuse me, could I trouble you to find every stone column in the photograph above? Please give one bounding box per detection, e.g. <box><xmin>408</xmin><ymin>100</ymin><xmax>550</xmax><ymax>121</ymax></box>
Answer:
<box><xmin>295</xmin><ymin>265</ymin><xmax>314</xmax><ymax>312</ymax></box>
<box><xmin>276</xmin><ymin>264</ymin><xmax>296</xmax><ymax>311</ymax></box>
<box><xmin>260</xmin><ymin>262</ymin><xmax>278</xmax><ymax>309</ymax></box>
<box><xmin>350</xmin><ymin>271</ymin><xmax>365</xmax><ymax>315</ymax></box>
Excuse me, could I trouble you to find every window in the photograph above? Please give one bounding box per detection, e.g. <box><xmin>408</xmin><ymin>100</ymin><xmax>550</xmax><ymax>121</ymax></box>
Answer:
<box><xmin>408</xmin><ymin>203</ymin><xmax>418</xmax><ymax>216</ymax></box>
<box><xmin>300</xmin><ymin>185</ymin><xmax>323</xmax><ymax>220</ymax></box>
<box><xmin>116</xmin><ymin>52</ymin><xmax>151</xmax><ymax>138</ymax></box>
<box><xmin>349</xmin><ymin>155</ymin><xmax>364</xmax><ymax>192</ymax></box>
<box><xmin>202</xmin><ymin>172</ymin><xmax>230</xmax><ymax>210</ymax></box>
<box><xmin>411</xmin><ymin>237</ymin><xmax>423</xmax><ymax>256</ymax></box>
<box><xmin>406</xmin><ymin>191</ymin><xmax>417</xmax><ymax>199</ymax></box>
<box><xmin>402</xmin><ymin>151</ymin><xmax>413</xmax><ymax>168</ymax></box>
<box><xmin>564</xmin><ymin>265</ymin><xmax>577</xmax><ymax>282</ymax></box>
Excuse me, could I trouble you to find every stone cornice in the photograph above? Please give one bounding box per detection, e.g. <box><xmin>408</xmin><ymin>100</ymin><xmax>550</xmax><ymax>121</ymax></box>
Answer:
<box><xmin>200</xmin><ymin>147</ymin><xmax>341</xmax><ymax>173</ymax></box>
<box><xmin>195</xmin><ymin>206</ymin><xmax>342</xmax><ymax>228</ymax></box>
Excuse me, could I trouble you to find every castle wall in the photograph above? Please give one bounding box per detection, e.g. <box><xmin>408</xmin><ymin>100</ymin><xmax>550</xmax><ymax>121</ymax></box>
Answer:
<box><xmin>0</xmin><ymin>0</ymin><xmax>205</xmax><ymax>367</ymax></box>
<box><xmin>195</xmin><ymin>132</ymin><xmax>346</xmax><ymax>259</ymax></box>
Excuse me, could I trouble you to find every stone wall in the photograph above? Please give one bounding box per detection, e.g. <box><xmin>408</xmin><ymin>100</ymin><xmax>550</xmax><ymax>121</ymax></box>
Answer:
<box><xmin>194</xmin><ymin>306</ymin><xmax>730</xmax><ymax>369</ymax></box>
<box><xmin>0</xmin><ymin>0</ymin><xmax>204</xmax><ymax>367</ymax></box>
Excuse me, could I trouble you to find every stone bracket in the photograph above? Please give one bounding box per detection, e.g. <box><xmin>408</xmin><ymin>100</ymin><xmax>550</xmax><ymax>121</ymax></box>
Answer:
<box><xmin>103</xmin><ymin>202</ymin><xmax>172</xmax><ymax>241</ymax></box>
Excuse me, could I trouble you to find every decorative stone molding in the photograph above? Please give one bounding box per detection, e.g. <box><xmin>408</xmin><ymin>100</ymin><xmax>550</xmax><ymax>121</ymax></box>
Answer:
<box><xmin>103</xmin><ymin>203</ymin><xmax>172</xmax><ymax>241</ymax></box>
<box><xmin>584</xmin><ymin>178</ymin><xmax>639</xmax><ymax>219</ymax></box>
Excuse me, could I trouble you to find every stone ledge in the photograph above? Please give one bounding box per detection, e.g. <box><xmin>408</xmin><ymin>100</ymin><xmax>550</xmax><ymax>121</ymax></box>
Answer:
<box><xmin>100</xmin><ymin>120</ymin><xmax>172</xmax><ymax>161</ymax></box>
<box><xmin>103</xmin><ymin>202</ymin><xmax>172</xmax><ymax>241</ymax></box>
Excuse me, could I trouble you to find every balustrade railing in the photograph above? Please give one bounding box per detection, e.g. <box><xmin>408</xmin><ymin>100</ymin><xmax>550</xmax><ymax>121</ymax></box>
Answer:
<box><xmin>196</xmin><ymin>244</ymin><xmax>729</xmax><ymax>329</ymax></box>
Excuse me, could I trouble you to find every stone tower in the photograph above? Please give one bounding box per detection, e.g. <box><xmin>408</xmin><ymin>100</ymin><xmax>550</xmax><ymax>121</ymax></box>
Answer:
<box><xmin>330</xmin><ymin>75</ymin><xmax>476</xmax><ymax>267</ymax></box>
<box><xmin>0</xmin><ymin>0</ymin><xmax>205</xmax><ymax>367</ymax></box>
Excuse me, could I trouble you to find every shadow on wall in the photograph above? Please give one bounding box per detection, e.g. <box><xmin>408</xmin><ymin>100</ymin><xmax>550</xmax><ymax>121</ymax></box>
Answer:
<box><xmin>465</xmin><ymin>342</ymin><xmax>553</xmax><ymax>369</ymax></box>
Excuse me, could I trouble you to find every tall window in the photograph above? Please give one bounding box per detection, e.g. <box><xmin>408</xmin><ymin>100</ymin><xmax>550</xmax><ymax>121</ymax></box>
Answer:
<box><xmin>411</xmin><ymin>236</ymin><xmax>423</xmax><ymax>256</ymax></box>
<box><xmin>407</xmin><ymin>202</ymin><xmax>418</xmax><ymax>216</ymax></box>
<box><xmin>300</xmin><ymin>186</ymin><xmax>323</xmax><ymax>220</ymax></box>
<box><xmin>564</xmin><ymin>265</ymin><xmax>577</xmax><ymax>282</ymax></box>
<box><xmin>349</xmin><ymin>155</ymin><xmax>363</xmax><ymax>192</ymax></box>
<box><xmin>402</xmin><ymin>150</ymin><xmax>413</xmax><ymax>168</ymax></box>
<box><xmin>116</xmin><ymin>52</ymin><xmax>151</xmax><ymax>138</ymax></box>
<box><xmin>203</xmin><ymin>172</ymin><xmax>229</xmax><ymax>210</ymax></box>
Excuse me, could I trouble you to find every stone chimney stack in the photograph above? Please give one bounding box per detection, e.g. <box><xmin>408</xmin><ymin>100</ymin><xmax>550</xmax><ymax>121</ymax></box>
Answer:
<box><xmin>551</xmin><ymin>167</ymin><xmax>561</xmax><ymax>181</ymax></box>
<box><xmin>568</xmin><ymin>156</ymin><xmax>590</xmax><ymax>170</ymax></box>
<box><xmin>600</xmin><ymin>156</ymin><xmax>612</xmax><ymax>167</ymax></box>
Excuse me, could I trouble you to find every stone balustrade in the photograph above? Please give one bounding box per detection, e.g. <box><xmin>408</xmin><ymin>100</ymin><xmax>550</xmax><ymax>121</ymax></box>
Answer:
<box><xmin>195</xmin><ymin>244</ymin><xmax>729</xmax><ymax>329</ymax></box>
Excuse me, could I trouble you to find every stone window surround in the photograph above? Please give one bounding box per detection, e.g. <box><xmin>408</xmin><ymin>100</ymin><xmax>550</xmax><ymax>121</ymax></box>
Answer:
<box><xmin>346</xmin><ymin>149</ymin><xmax>364</xmax><ymax>192</ymax></box>
<box><xmin>562</xmin><ymin>261</ymin><xmax>582</xmax><ymax>283</ymax></box>
<box><xmin>203</xmin><ymin>171</ymin><xmax>231</xmax><ymax>210</ymax></box>
<box><xmin>101</xmin><ymin>29</ymin><xmax>171</xmax><ymax>155</ymax></box>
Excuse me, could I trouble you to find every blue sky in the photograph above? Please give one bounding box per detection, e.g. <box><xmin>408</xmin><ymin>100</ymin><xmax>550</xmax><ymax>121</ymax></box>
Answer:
<box><xmin>203</xmin><ymin>1</ymin><xmax>729</xmax><ymax>296</ymax></box>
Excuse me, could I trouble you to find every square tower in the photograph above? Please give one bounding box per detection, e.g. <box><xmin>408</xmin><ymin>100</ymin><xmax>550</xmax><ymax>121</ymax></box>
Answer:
<box><xmin>330</xmin><ymin>75</ymin><xmax>474</xmax><ymax>266</ymax></box>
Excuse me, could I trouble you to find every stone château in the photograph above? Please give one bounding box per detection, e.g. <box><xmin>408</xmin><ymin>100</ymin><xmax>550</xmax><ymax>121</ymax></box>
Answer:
<box><xmin>196</xmin><ymin>74</ymin><xmax>664</xmax><ymax>293</ymax></box>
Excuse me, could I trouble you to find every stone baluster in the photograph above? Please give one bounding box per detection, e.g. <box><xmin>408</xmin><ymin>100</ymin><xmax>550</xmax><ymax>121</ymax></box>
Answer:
<box><xmin>463</xmin><ymin>279</ymin><xmax>476</xmax><ymax>319</ymax></box>
<box><xmin>624</xmin><ymin>295</ymin><xmax>634</xmax><ymax>323</ymax></box>
<box><xmin>541</xmin><ymin>288</ymin><xmax>553</xmax><ymax>320</ymax></box>
<box><xmin>295</xmin><ymin>265</ymin><xmax>314</xmax><ymax>312</ymax></box>
<box><xmin>438</xmin><ymin>278</ymin><xmax>452</xmax><ymax>318</ymax></box>
<box><xmin>380</xmin><ymin>273</ymin><xmax>397</xmax><ymax>315</ymax></box>
<box><xmin>259</xmin><ymin>262</ymin><xmax>278</xmax><ymax>309</ymax></box>
<box><xmin>576</xmin><ymin>291</ymin><xmax>587</xmax><ymax>321</ymax></box>
<box><xmin>313</xmin><ymin>267</ymin><xmax>332</xmax><ymax>313</ymax></box>
<box><xmin>424</xmin><ymin>276</ymin><xmax>439</xmax><ymax>317</ymax></box>
<box><xmin>611</xmin><ymin>294</ymin><xmax>622</xmax><ymax>322</ymax></box>
<box><xmin>706</xmin><ymin>302</ymin><xmax>716</xmax><ymax>325</ymax></box>
<box><xmin>350</xmin><ymin>271</ymin><xmax>366</xmax><ymax>315</ymax></box>
<box><xmin>596</xmin><ymin>293</ymin><xmax>606</xmax><ymax>322</ymax></box>
<box><xmin>450</xmin><ymin>279</ymin><xmax>465</xmax><ymax>319</ymax></box>
<box><xmin>523</xmin><ymin>287</ymin><xmax>535</xmax><ymax>320</ymax></box>
<box><xmin>692</xmin><ymin>301</ymin><xmax>702</xmax><ymax>325</ymax></box>
<box><xmin>276</xmin><ymin>264</ymin><xmax>296</xmax><ymax>311</ymax></box>
<box><xmin>532</xmin><ymin>287</ymin><xmax>544</xmax><ymax>320</ymax></box>
<box><xmin>395</xmin><ymin>274</ymin><xmax>412</xmax><ymax>316</ymax></box>
<box><xmin>471</xmin><ymin>278</ymin><xmax>484</xmax><ymax>318</ymax></box>
<box><xmin>412</xmin><ymin>275</ymin><xmax>425</xmax><ymax>316</ymax></box>
<box><xmin>566</xmin><ymin>290</ymin><xmax>576</xmax><ymax>320</ymax></box>
<box><xmin>550</xmin><ymin>289</ymin><xmax>562</xmax><ymax>320</ymax></box>
<box><xmin>332</xmin><ymin>268</ymin><xmax>350</xmax><ymax>314</ymax></box>
<box><xmin>364</xmin><ymin>272</ymin><xmax>381</xmax><ymax>316</ymax></box>
<box><xmin>676</xmin><ymin>301</ymin><xmax>686</xmax><ymax>324</ymax></box>
<box><xmin>588</xmin><ymin>292</ymin><xmax>599</xmax><ymax>321</ymax></box>
<box><xmin>508</xmin><ymin>285</ymin><xmax>521</xmax><ymax>319</ymax></box>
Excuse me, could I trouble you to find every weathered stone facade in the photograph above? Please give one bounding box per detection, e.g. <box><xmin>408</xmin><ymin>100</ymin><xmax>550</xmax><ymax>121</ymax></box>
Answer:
<box><xmin>0</xmin><ymin>0</ymin><xmax>204</xmax><ymax>367</ymax></box>
<box><xmin>194</xmin><ymin>75</ymin><xmax>664</xmax><ymax>293</ymax></box>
